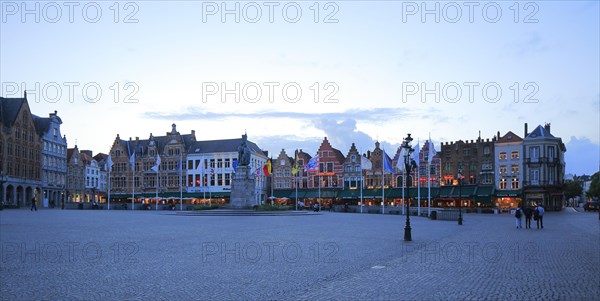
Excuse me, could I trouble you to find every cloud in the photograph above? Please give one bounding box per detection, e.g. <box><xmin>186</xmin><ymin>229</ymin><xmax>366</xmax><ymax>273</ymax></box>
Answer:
<box><xmin>565</xmin><ymin>136</ymin><xmax>600</xmax><ymax>175</ymax></box>
<box><xmin>142</xmin><ymin>106</ymin><xmax>416</xmax><ymax>123</ymax></box>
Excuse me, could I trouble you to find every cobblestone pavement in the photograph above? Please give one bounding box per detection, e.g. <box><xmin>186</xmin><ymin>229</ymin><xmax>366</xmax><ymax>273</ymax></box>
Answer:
<box><xmin>1</xmin><ymin>208</ymin><xmax>598</xmax><ymax>300</ymax></box>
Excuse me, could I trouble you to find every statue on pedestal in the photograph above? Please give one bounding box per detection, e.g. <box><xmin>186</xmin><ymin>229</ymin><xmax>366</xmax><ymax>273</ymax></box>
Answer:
<box><xmin>237</xmin><ymin>134</ymin><xmax>251</xmax><ymax>166</ymax></box>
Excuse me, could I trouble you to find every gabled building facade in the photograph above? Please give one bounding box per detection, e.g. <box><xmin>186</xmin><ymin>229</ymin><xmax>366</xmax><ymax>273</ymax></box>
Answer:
<box><xmin>272</xmin><ymin>149</ymin><xmax>294</xmax><ymax>190</ymax></box>
<box><xmin>108</xmin><ymin>124</ymin><xmax>195</xmax><ymax>199</ymax></box>
<box><xmin>342</xmin><ymin>143</ymin><xmax>363</xmax><ymax>189</ymax></box>
<box><xmin>0</xmin><ymin>93</ymin><xmax>42</xmax><ymax>207</ymax></box>
<box><xmin>66</xmin><ymin>145</ymin><xmax>85</xmax><ymax>202</ymax></box>
<box><xmin>33</xmin><ymin>110</ymin><xmax>67</xmax><ymax>208</ymax></box>
<box><xmin>365</xmin><ymin>141</ymin><xmax>394</xmax><ymax>188</ymax></box>
<box><xmin>312</xmin><ymin>137</ymin><xmax>345</xmax><ymax>189</ymax></box>
<box><xmin>522</xmin><ymin>123</ymin><xmax>566</xmax><ymax>210</ymax></box>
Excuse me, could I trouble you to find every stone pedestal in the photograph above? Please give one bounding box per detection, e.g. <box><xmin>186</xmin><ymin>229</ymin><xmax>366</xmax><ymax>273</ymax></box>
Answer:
<box><xmin>229</xmin><ymin>166</ymin><xmax>257</xmax><ymax>208</ymax></box>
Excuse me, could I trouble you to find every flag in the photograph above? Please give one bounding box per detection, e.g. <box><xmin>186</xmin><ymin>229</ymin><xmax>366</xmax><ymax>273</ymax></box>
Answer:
<box><xmin>413</xmin><ymin>142</ymin><xmax>420</xmax><ymax>167</ymax></box>
<box><xmin>255</xmin><ymin>166</ymin><xmax>261</xmax><ymax>178</ymax></box>
<box><xmin>129</xmin><ymin>151</ymin><xmax>135</xmax><ymax>172</ymax></box>
<box><xmin>106</xmin><ymin>154</ymin><xmax>113</xmax><ymax>171</ymax></box>
<box><xmin>210</xmin><ymin>167</ymin><xmax>214</xmax><ymax>176</ymax></box>
<box><xmin>232</xmin><ymin>159</ymin><xmax>238</xmax><ymax>173</ymax></box>
<box><xmin>383</xmin><ymin>150</ymin><xmax>394</xmax><ymax>173</ymax></box>
<box><xmin>396</xmin><ymin>147</ymin><xmax>405</xmax><ymax>173</ymax></box>
<box><xmin>291</xmin><ymin>154</ymin><xmax>299</xmax><ymax>175</ymax></box>
<box><xmin>360</xmin><ymin>155</ymin><xmax>372</xmax><ymax>170</ymax></box>
<box><xmin>428</xmin><ymin>138</ymin><xmax>436</xmax><ymax>164</ymax></box>
<box><xmin>263</xmin><ymin>159</ymin><xmax>272</xmax><ymax>176</ymax></box>
<box><xmin>151</xmin><ymin>154</ymin><xmax>161</xmax><ymax>172</ymax></box>
<box><xmin>304</xmin><ymin>154</ymin><xmax>319</xmax><ymax>172</ymax></box>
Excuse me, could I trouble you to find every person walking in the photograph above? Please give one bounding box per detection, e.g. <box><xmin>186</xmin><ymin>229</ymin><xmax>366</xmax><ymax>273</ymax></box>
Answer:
<box><xmin>524</xmin><ymin>206</ymin><xmax>533</xmax><ymax>229</ymax></box>
<box><xmin>514</xmin><ymin>207</ymin><xmax>523</xmax><ymax>229</ymax></box>
<box><xmin>30</xmin><ymin>197</ymin><xmax>37</xmax><ymax>211</ymax></box>
<box><xmin>536</xmin><ymin>204</ymin><xmax>545</xmax><ymax>229</ymax></box>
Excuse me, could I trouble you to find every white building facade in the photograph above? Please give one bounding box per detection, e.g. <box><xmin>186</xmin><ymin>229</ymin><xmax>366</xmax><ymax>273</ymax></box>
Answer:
<box><xmin>186</xmin><ymin>138</ymin><xmax>268</xmax><ymax>204</ymax></box>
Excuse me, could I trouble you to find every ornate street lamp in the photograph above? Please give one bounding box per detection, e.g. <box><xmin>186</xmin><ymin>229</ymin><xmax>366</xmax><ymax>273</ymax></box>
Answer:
<box><xmin>402</xmin><ymin>134</ymin><xmax>417</xmax><ymax>241</ymax></box>
<box><xmin>458</xmin><ymin>168</ymin><xmax>463</xmax><ymax>225</ymax></box>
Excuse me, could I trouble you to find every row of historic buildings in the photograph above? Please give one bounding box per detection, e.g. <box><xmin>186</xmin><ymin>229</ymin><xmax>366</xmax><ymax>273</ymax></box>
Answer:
<box><xmin>0</xmin><ymin>93</ymin><xmax>110</xmax><ymax>207</ymax></box>
<box><xmin>1</xmin><ymin>93</ymin><xmax>567</xmax><ymax>210</ymax></box>
<box><xmin>269</xmin><ymin>124</ymin><xmax>566</xmax><ymax>210</ymax></box>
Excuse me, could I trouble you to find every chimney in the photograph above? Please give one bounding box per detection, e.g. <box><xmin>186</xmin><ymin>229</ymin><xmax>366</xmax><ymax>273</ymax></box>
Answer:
<box><xmin>135</xmin><ymin>137</ymin><xmax>139</xmax><ymax>141</ymax></box>
<box><xmin>191</xmin><ymin>130</ymin><xmax>195</xmax><ymax>136</ymax></box>
<box><xmin>497</xmin><ymin>131</ymin><xmax>500</xmax><ymax>139</ymax></box>
<box><xmin>524</xmin><ymin>123</ymin><xmax>528</xmax><ymax>137</ymax></box>
<box><xmin>544</xmin><ymin>123</ymin><xmax>551</xmax><ymax>134</ymax></box>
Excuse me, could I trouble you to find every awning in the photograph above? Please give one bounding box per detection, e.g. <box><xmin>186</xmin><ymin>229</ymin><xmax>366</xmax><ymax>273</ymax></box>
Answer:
<box><xmin>476</xmin><ymin>186</ymin><xmax>495</xmax><ymax>197</ymax></box>
<box><xmin>450</xmin><ymin>186</ymin><xmax>477</xmax><ymax>197</ymax></box>
<box><xmin>495</xmin><ymin>190</ymin><xmax>522</xmax><ymax>197</ymax></box>
<box><xmin>439</xmin><ymin>186</ymin><xmax>454</xmax><ymax>197</ymax></box>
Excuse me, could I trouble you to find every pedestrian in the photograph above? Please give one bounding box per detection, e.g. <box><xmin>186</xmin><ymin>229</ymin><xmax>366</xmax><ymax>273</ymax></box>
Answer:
<box><xmin>536</xmin><ymin>204</ymin><xmax>545</xmax><ymax>229</ymax></box>
<box><xmin>524</xmin><ymin>206</ymin><xmax>533</xmax><ymax>229</ymax></box>
<box><xmin>514</xmin><ymin>207</ymin><xmax>522</xmax><ymax>228</ymax></box>
<box><xmin>30</xmin><ymin>197</ymin><xmax>37</xmax><ymax>211</ymax></box>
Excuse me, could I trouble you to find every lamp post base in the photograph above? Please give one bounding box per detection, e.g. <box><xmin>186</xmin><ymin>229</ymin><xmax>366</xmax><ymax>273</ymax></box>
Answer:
<box><xmin>404</xmin><ymin>222</ymin><xmax>412</xmax><ymax>241</ymax></box>
<box><xmin>458</xmin><ymin>215</ymin><xmax>463</xmax><ymax>225</ymax></box>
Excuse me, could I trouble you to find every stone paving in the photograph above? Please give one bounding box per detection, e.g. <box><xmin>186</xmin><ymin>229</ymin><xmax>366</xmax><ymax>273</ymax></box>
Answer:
<box><xmin>0</xmin><ymin>208</ymin><xmax>598</xmax><ymax>300</ymax></box>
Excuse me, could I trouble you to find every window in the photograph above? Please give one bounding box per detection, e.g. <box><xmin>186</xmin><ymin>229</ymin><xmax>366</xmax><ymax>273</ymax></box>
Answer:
<box><xmin>225</xmin><ymin>159</ymin><xmax>231</xmax><ymax>168</ymax></box>
<box><xmin>499</xmin><ymin>152</ymin><xmax>508</xmax><ymax>160</ymax></box>
<box><xmin>511</xmin><ymin>178</ymin><xmax>519</xmax><ymax>189</ymax></box>
<box><xmin>511</xmin><ymin>164</ymin><xmax>519</xmax><ymax>174</ymax></box>
<box><xmin>499</xmin><ymin>178</ymin><xmax>507</xmax><ymax>189</ymax></box>
<box><xmin>53</xmin><ymin>128</ymin><xmax>58</xmax><ymax>137</ymax></box>
<box><xmin>463</xmin><ymin>149</ymin><xmax>470</xmax><ymax>156</ymax></box>
<box><xmin>355</xmin><ymin>166</ymin><xmax>361</xmax><ymax>172</ymax></box>
<box><xmin>345</xmin><ymin>166</ymin><xmax>351</xmax><ymax>173</ymax></box>
<box><xmin>351</xmin><ymin>155</ymin><xmax>356</xmax><ymax>163</ymax></box>
<box><xmin>217</xmin><ymin>159</ymin><xmax>223</xmax><ymax>168</ymax></box>
<box><xmin>510</xmin><ymin>150</ymin><xmax>519</xmax><ymax>160</ymax></box>
<box><xmin>547</xmin><ymin>146</ymin><xmax>555</xmax><ymax>161</ymax></box>
<box><xmin>499</xmin><ymin>165</ymin><xmax>507</xmax><ymax>175</ymax></box>
<box><xmin>530</xmin><ymin>168</ymin><xmax>539</xmax><ymax>185</ymax></box>
<box><xmin>484</xmin><ymin>146</ymin><xmax>490</xmax><ymax>155</ymax></box>
<box><xmin>326</xmin><ymin>162</ymin><xmax>334</xmax><ymax>172</ymax></box>
<box><xmin>530</xmin><ymin>147</ymin><xmax>539</xmax><ymax>162</ymax></box>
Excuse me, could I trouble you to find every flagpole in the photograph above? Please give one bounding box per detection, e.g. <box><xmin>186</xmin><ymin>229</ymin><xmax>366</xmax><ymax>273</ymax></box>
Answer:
<box><xmin>427</xmin><ymin>135</ymin><xmax>434</xmax><ymax>217</ymax></box>
<box><xmin>417</xmin><ymin>140</ymin><xmax>421</xmax><ymax>216</ymax></box>
<box><xmin>131</xmin><ymin>155</ymin><xmax>134</xmax><ymax>211</ymax></box>
<box><xmin>360</xmin><ymin>170</ymin><xmax>364</xmax><ymax>214</ymax></box>
<box><xmin>155</xmin><ymin>166</ymin><xmax>159</xmax><ymax>211</ymax></box>
<box><xmin>382</xmin><ymin>149</ymin><xmax>385</xmax><ymax>215</ymax></box>
<box><xmin>180</xmin><ymin>154</ymin><xmax>183</xmax><ymax>211</ymax></box>
<box><xmin>417</xmin><ymin>159</ymin><xmax>421</xmax><ymax>216</ymax></box>
<box><xmin>107</xmin><ymin>164</ymin><xmax>111</xmax><ymax>211</ymax></box>
<box><xmin>202</xmin><ymin>168</ymin><xmax>206</xmax><ymax>206</ymax></box>
<box><xmin>402</xmin><ymin>168</ymin><xmax>406</xmax><ymax>216</ymax></box>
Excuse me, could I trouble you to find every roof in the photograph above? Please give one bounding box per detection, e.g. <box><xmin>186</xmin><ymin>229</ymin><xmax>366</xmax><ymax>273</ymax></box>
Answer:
<box><xmin>120</xmin><ymin>133</ymin><xmax>196</xmax><ymax>157</ymax></box>
<box><xmin>80</xmin><ymin>152</ymin><xmax>95</xmax><ymax>164</ymax></box>
<box><xmin>496</xmin><ymin>131</ymin><xmax>523</xmax><ymax>143</ymax></box>
<box><xmin>526</xmin><ymin>125</ymin><xmax>555</xmax><ymax>139</ymax></box>
<box><xmin>32</xmin><ymin>115</ymin><xmax>51</xmax><ymax>136</ymax></box>
<box><xmin>0</xmin><ymin>97</ymin><xmax>26</xmax><ymax>127</ymax></box>
<box><xmin>188</xmin><ymin>138</ymin><xmax>263</xmax><ymax>155</ymax></box>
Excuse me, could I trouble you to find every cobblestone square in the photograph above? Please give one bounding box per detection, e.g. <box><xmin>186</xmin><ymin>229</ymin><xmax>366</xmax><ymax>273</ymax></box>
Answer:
<box><xmin>1</xmin><ymin>209</ymin><xmax>598</xmax><ymax>300</ymax></box>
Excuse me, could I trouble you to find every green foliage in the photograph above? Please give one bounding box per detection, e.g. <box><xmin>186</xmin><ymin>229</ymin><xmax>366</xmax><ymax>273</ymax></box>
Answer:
<box><xmin>192</xmin><ymin>205</ymin><xmax>219</xmax><ymax>210</ymax></box>
<box><xmin>587</xmin><ymin>172</ymin><xmax>600</xmax><ymax>198</ymax></box>
<box><xmin>565</xmin><ymin>180</ymin><xmax>584</xmax><ymax>199</ymax></box>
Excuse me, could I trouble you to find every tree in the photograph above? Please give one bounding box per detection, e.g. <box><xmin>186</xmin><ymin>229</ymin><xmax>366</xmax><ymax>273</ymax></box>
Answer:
<box><xmin>564</xmin><ymin>180</ymin><xmax>583</xmax><ymax>200</ymax></box>
<box><xmin>587</xmin><ymin>172</ymin><xmax>600</xmax><ymax>199</ymax></box>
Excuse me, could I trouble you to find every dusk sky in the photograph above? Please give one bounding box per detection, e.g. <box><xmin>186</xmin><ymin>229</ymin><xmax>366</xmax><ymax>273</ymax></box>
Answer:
<box><xmin>1</xmin><ymin>1</ymin><xmax>598</xmax><ymax>175</ymax></box>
